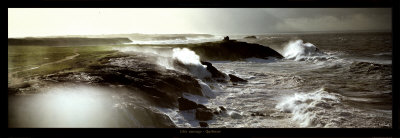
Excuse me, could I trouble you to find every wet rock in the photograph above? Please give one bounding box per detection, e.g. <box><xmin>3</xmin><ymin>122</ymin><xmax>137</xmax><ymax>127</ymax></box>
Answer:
<box><xmin>199</xmin><ymin>122</ymin><xmax>209</xmax><ymax>127</ymax></box>
<box><xmin>196</xmin><ymin>108</ymin><xmax>214</xmax><ymax>121</ymax></box>
<box><xmin>228</xmin><ymin>74</ymin><xmax>247</xmax><ymax>82</ymax></box>
<box><xmin>219</xmin><ymin>106</ymin><xmax>227</xmax><ymax>112</ymax></box>
<box><xmin>197</xmin><ymin>104</ymin><xmax>207</xmax><ymax>109</ymax></box>
<box><xmin>178</xmin><ymin>97</ymin><xmax>198</xmax><ymax>110</ymax></box>
<box><xmin>200</xmin><ymin>61</ymin><xmax>226</xmax><ymax>79</ymax></box>
<box><xmin>43</xmin><ymin>54</ymin><xmax>204</xmax><ymax>108</ymax></box>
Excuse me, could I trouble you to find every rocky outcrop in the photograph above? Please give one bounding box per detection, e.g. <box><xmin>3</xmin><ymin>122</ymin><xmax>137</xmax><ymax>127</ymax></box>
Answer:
<box><xmin>178</xmin><ymin>97</ymin><xmax>198</xmax><ymax>110</ymax></box>
<box><xmin>187</xmin><ymin>40</ymin><xmax>283</xmax><ymax>61</ymax></box>
<box><xmin>200</xmin><ymin>61</ymin><xmax>226</xmax><ymax>79</ymax></box>
<box><xmin>41</xmin><ymin>53</ymin><xmax>203</xmax><ymax>108</ymax></box>
<box><xmin>228</xmin><ymin>74</ymin><xmax>247</xmax><ymax>82</ymax></box>
<box><xmin>196</xmin><ymin>108</ymin><xmax>214</xmax><ymax>121</ymax></box>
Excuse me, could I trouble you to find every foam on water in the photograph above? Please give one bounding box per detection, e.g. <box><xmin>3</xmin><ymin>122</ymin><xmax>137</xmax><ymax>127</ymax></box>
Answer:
<box><xmin>282</xmin><ymin>40</ymin><xmax>334</xmax><ymax>61</ymax></box>
<box><xmin>171</xmin><ymin>48</ymin><xmax>211</xmax><ymax>79</ymax></box>
<box><xmin>275</xmin><ymin>88</ymin><xmax>342</xmax><ymax>127</ymax></box>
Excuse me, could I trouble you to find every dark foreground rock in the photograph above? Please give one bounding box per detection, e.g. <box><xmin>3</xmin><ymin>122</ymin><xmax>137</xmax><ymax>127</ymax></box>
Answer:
<box><xmin>199</xmin><ymin>122</ymin><xmax>209</xmax><ymax>127</ymax></box>
<box><xmin>178</xmin><ymin>97</ymin><xmax>198</xmax><ymax>110</ymax></box>
<box><xmin>228</xmin><ymin>74</ymin><xmax>247</xmax><ymax>82</ymax></box>
<box><xmin>196</xmin><ymin>108</ymin><xmax>214</xmax><ymax>121</ymax></box>
<box><xmin>197</xmin><ymin>104</ymin><xmax>208</xmax><ymax>109</ymax></box>
<box><xmin>41</xmin><ymin>53</ymin><xmax>204</xmax><ymax>108</ymax></box>
<box><xmin>200</xmin><ymin>61</ymin><xmax>226</xmax><ymax>79</ymax></box>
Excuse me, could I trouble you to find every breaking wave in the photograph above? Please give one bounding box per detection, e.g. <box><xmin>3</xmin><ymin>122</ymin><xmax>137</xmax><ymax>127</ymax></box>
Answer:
<box><xmin>275</xmin><ymin>88</ymin><xmax>343</xmax><ymax>127</ymax></box>
<box><xmin>282</xmin><ymin>40</ymin><xmax>334</xmax><ymax>61</ymax></box>
<box><xmin>171</xmin><ymin>48</ymin><xmax>211</xmax><ymax>79</ymax></box>
<box><xmin>114</xmin><ymin>47</ymin><xmax>212</xmax><ymax>79</ymax></box>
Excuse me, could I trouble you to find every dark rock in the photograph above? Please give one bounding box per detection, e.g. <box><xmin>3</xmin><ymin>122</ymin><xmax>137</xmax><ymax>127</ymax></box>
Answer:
<box><xmin>219</xmin><ymin>106</ymin><xmax>227</xmax><ymax>111</ymax></box>
<box><xmin>178</xmin><ymin>97</ymin><xmax>198</xmax><ymax>110</ymax></box>
<box><xmin>244</xmin><ymin>36</ymin><xmax>257</xmax><ymax>39</ymax></box>
<box><xmin>228</xmin><ymin>74</ymin><xmax>247</xmax><ymax>82</ymax></box>
<box><xmin>200</xmin><ymin>61</ymin><xmax>226</xmax><ymax>79</ymax></box>
<box><xmin>199</xmin><ymin>122</ymin><xmax>209</xmax><ymax>127</ymax></box>
<box><xmin>197</xmin><ymin>104</ymin><xmax>207</xmax><ymax>109</ymax></box>
<box><xmin>187</xmin><ymin>41</ymin><xmax>283</xmax><ymax>61</ymax></box>
<box><xmin>213</xmin><ymin>111</ymin><xmax>220</xmax><ymax>115</ymax></box>
<box><xmin>250</xmin><ymin>112</ymin><xmax>266</xmax><ymax>117</ymax></box>
<box><xmin>44</xmin><ymin>54</ymin><xmax>204</xmax><ymax>108</ymax></box>
<box><xmin>196</xmin><ymin>108</ymin><xmax>214</xmax><ymax>121</ymax></box>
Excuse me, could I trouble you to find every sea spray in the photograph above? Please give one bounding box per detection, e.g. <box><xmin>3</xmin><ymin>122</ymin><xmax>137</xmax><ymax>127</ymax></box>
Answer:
<box><xmin>171</xmin><ymin>48</ymin><xmax>212</xmax><ymax>79</ymax></box>
<box><xmin>282</xmin><ymin>40</ymin><xmax>324</xmax><ymax>61</ymax></box>
<box><xmin>275</xmin><ymin>88</ymin><xmax>343</xmax><ymax>127</ymax></box>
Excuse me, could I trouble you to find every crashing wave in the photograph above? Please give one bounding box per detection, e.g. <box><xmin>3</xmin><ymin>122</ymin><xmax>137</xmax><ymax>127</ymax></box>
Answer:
<box><xmin>282</xmin><ymin>40</ymin><xmax>334</xmax><ymax>61</ymax></box>
<box><xmin>275</xmin><ymin>88</ymin><xmax>343</xmax><ymax>127</ymax></box>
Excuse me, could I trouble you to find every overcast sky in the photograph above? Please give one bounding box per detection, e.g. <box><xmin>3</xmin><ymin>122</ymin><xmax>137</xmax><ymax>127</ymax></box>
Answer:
<box><xmin>8</xmin><ymin>8</ymin><xmax>392</xmax><ymax>37</ymax></box>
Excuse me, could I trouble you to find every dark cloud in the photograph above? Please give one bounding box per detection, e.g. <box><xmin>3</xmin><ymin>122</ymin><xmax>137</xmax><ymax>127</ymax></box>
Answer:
<box><xmin>191</xmin><ymin>8</ymin><xmax>392</xmax><ymax>34</ymax></box>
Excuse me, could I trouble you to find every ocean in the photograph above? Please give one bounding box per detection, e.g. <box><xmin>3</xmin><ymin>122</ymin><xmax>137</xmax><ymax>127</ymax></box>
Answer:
<box><xmin>8</xmin><ymin>32</ymin><xmax>392</xmax><ymax>128</ymax></box>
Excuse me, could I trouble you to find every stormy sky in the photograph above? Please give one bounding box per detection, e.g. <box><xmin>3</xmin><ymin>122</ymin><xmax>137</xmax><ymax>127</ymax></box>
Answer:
<box><xmin>8</xmin><ymin>8</ymin><xmax>392</xmax><ymax>37</ymax></box>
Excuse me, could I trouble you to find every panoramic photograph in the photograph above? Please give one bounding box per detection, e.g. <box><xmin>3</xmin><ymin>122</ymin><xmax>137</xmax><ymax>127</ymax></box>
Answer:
<box><xmin>8</xmin><ymin>8</ymin><xmax>392</xmax><ymax>128</ymax></box>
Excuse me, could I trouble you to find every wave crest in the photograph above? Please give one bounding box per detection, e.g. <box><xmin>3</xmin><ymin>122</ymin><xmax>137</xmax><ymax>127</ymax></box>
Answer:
<box><xmin>275</xmin><ymin>88</ymin><xmax>343</xmax><ymax>127</ymax></box>
<box><xmin>282</xmin><ymin>40</ymin><xmax>331</xmax><ymax>61</ymax></box>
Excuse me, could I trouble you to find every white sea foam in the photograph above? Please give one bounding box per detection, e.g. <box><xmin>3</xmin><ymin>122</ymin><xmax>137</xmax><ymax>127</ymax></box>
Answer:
<box><xmin>275</xmin><ymin>88</ymin><xmax>342</xmax><ymax>127</ymax></box>
<box><xmin>282</xmin><ymin>40</ymin><xmax>331</xmax><ymax>61</ymax></box>
<box><xmin>171</xmin><ymin>48</ymin><xmax>211</xmax><ymax>79</ymax></box>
